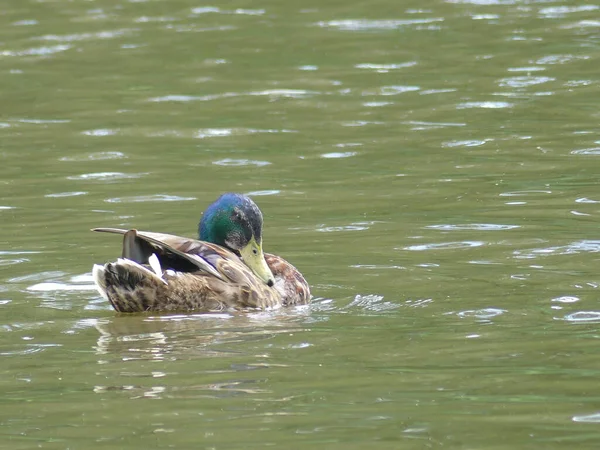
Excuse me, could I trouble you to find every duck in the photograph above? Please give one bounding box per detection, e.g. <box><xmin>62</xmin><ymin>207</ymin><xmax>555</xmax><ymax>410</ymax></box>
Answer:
<box><xmin>92</xmin><ymin>193</ymin><xmax>311</xmax><ymax>312</ymax></box>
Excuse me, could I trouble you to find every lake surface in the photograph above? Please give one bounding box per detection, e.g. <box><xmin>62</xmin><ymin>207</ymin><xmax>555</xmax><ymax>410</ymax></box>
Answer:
<box><xmin>2</xmin><ymin>0</ymin><xmax>600</xmax><ymax>448</ymax></box>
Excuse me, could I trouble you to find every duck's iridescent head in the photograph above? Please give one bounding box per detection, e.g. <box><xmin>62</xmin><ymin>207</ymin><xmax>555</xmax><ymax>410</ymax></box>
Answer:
<box><xmin>199</xmin><ymin>193</ymin><xmax>275</xmax><ymax>287</ymax></box>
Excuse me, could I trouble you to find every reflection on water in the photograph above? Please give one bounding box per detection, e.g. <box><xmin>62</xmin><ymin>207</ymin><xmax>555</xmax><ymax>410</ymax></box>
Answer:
<box><xmin>2</xmin><ymin>0</ymin><xmax>600</xmax><ymax>447</ymax></box>
<box><xmin>92</xmin><ymin>312</ymin><xmax>310</xmax><ymax>359</ymax></box>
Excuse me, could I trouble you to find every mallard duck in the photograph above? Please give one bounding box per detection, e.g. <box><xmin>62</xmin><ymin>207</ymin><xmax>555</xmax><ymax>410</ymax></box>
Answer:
<box><xmin>92</xmin><ymin>193</ymin><xmax>311</xmax><ymax>312</ymax></box>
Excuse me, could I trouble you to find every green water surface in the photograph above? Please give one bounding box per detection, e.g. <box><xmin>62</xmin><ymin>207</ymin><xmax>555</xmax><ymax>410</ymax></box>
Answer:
<box><xmin>1</xmin><ymin>0</ymin><xmax>600</xmax><ymax>448</ymax></box>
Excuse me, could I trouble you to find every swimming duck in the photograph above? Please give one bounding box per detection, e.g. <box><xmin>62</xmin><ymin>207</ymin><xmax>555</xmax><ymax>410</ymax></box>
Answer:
<box><xmin>92</xmin><ymin>193</ymin><xmax>311</xmax><ymax>312</ymax></box>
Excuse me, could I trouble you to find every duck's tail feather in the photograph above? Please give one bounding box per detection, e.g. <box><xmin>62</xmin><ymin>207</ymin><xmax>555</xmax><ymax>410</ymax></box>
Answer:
<box><xmin>92</xmin><ymin>264</ymin><xmax>109</xmax><ymax>300</ymax></box>
<box><xmin>92</xmin><ymin>255</ymin><xmax>167</xmax><ymax>312</ymax></box>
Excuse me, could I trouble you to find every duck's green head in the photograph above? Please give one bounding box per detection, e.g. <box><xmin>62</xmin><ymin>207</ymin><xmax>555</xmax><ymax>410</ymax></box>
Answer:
<box><xmin>199</xmin><ymin>193</ymin><xmax>275</xmax><ymax>287</ymax></box>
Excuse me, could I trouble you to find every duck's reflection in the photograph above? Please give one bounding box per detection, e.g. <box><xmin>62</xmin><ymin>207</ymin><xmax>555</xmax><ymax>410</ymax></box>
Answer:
<box><xmin>91</xmin><ymin>308</ymin><xmax>315</xmax><ymax>400</ymax></box>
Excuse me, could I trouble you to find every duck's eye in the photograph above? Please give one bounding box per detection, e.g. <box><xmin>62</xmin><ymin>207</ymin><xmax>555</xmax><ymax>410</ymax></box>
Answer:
<box><xmin>252</xmin><ymin>248</ymin><xmax>258</xmax><ymax>255</ymax></box>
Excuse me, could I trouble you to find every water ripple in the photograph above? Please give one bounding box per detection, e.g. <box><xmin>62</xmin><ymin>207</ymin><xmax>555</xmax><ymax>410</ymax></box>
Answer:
<box><xmin>455</xmin><ymin>308</ymin><xmax>506</xmax><ymax>320</ymax></box>
<box><xmin>420</xmin><ymin>88</ymin><xmax>457</xmax><ymax>95</ymax></box>
<box><xmin>317</xmin><ymin>18</ymin><xmax>443</xmax><ymax>31</ymax></box>
<box><xmin>135</xmin><ymin>16</ymin><xmax>176</xmax><ymax>23</ymax></box>
<box><xmin>71</xmin><ymin>274</ymin><xmax>94</xmax><ymax>283</ymax></box>
<box><xmin>105</xmin><ymin>194</ymin><xmax>196</xmax><ymax>203</ymax></box>
<box><xmin>535</xmin><ymin>55</ymin><xmax>589</xmax><ymax>65</ymax></box>
<box><xmin>34</xmin><ymin>29</ymin><xmax>134</xmax><ymax>42</ymax></box>
<box><xmin>148</xmin><ymin>94</ymin><xmax>217</xmax><ymax>102</ymax></box>
<box><xmin>82</xmin><ymin>129</ymin><xmax>118</xmax><ymax>137</ymax></box>
<box><xmin>563</xmin><ymin>20</ymin><xmax>600</xmax><ymax>28</ymax></box>
<box><xmin>1</xmin><ymin>44</ymin><xmax>71</xmax><ymax>56</ymax></box>
<box><xmin>1</xmin><ymin>345</ymin><xmax>55</xmax><ymax>357</ymax></box>
<box><xmin>539</xmin><ymin>5</ymin><xmax>598</xmax><ymax>18</ymax></box>
<box><xmin>562</xmin><ymin>311</ymin><xmax>600</xmax><ymax>323</ymax></box>
<box><xmin>457</xmin><ymin>101</ymin><xmax>512</xmax><ymax>109</ymax></box>
<box><xmin>213</xmin><ymin>159</ymin><xmax>271</xmax><ymax>167</ymax></box>
<box><xmin>27</xmin><ymin>282</ymin><xmax>96</xmax><ymax>292</ymax></box>
<box><xmin>507</xmin><ymin>66</ymin><xmax>545</xmax><ymax>72</ymax></box>
<box><xmin>190</xmin><ymin>7</ymin><xmax>265</xmax><ymax>15</ymax></box>
<box><xmin>376</xmin><ymin>85</ymin><xmax>420</xmax><ymax>95</ymax></box>
<box><xmin>320</xmin><ymin>152</ymin><xmax>358</xmax><ymax>159</ymax></box>
<box><xmin>471</xmin><ymin>14</ymin><xmax>499</xmax><ymax>20</ymax></box>
<box><xmin>45</xmin><ymin>191</ymin><xmax>87</xmax><ymax>198</ymax></box>
<box><xmin>342</xmin><ymin>120</ymin><xmax>384</xmax><ymax>127</ymax></box>
<box><xmin>573</xmin><ymin>412</ymin><xmax>600</xmax><ymax>423</ymax></box>
<box><xmin>9</xmin><ymin>270</ymin><xmax>65</xmax><ymax>283</ymax></box>
<box><xmin>571</xmin><ymin>147</ymin><xmax>600</xmax><ymax>155</ymax></box>
<box><xmin>165</xmin><ymin>24</ymin><xmax>236</xmax><ymax>33</ymax></box>
<box><xmin>355</xmin><ymin>62</ymin><xmax>417</xmax><ymax>72</ymax></box>
<box><xmin>404</xmin><ymin>241</ymin><xmax>484</xmax><ymax>251</ymax></box>
<box><xmin>0</xmin><ymin>258</ymin><xmax>29</xmax><ymax>267</ymax></box>
<box><xmin>15</xmin><ymin>118</ymin><xmax>70</xmax><ymax>124</ymax></box>
<box><xmin>565</xmin><ymin>80</ymin><xmax>593</xmax><ymax>87</ymax></box>
<box><xmin>316</xmin><ymin>222</ymin><xmax>377</xmax><ymax>232</ymax></box>
<box><xmin>514</xmin><ymin>241</ymin><xmax>600</xmax><ymax>258</ymax></box>
<box><xmin>364</xmin><ymin>101</ymin><xmax>392</xmax><ymax>107</ymax></box>
<box><xmin>60</xmin><ymin>151</ymin><xmax>126</xmax><ymax>161</ymax></box>
<box><xmin>249</xmin><ymin>89</ymin><xmax>315</xmax><ymax>98</ymax></box>
<box><xmin>190</xmin><ymin>7</ymin><xmax>221</xmax><ymax>14</ymax></box>
<box><xmin>426</xmin><ymin>223</ymin><xmax>519</xmax><ymax>231</ymax></box>
<box><xmin>575</xmin><ymin>197</ymin><xmax>600</xmax><ymax>203</ymax></box>
<box><xmin>552</xmin><ymin>296</ymin><xmax>579</xmax><ymax>304</ymax></box>
<box><xmin>500</xmin><ymin>190</ymin><xmax>552</xmax><ymax>197</ymax></box>
<box><xmin>405</xmin><ymin>120</ymin><xmax>465</xmax><ymax>130</ymax></box>
<box><xmin>194</xmin><ymin>128</ymin><xmax>232</xmax><ymax>138</ymax></box>
<box><xmin>67</xmin><ymin>172</ymin><xmax>146</xmax><ymax>181</ymax></box>
<box><xmin>149</xmin><ymin>89</ymin><xmax>314</xmax><ymax>103</ymax></box>
<box><xmin>344</xmin><ymin>294</ymin><xmax>400</xmax><ymax>313</ymax></box>
<box><xmin>446</xmin><ymin>0</ymin><xmax>518</xmax><ymax>5</ymax></box>
<box><xmin>498</xmin><ymin>76</ymin><xmax>555</xmax><ymax>88</ymax></box>
<box><xmin>246</xmin><ymin>190</ymin><xmax>280</xmax><ymax>196</ymax></box>
<box><xmin>442</xmin><ymin>139</ymin><xmax>491</xmax><ymax>148</ymax></box>
<box><xmin>350</xmin><ymin>264</ymin><xmax>406</xmax><ymax>270</ymax></box>
<box><xmin>13</xmin><ymin>20</ymin><xmax>38</xmax><ymax>26</ymax></box>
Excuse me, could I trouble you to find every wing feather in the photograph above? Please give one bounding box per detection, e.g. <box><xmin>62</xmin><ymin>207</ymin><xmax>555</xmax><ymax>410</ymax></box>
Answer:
<box><xmin>92</xmin><ymin>228</ymin><xmax>226</xmax><ymax>281</ymax></box>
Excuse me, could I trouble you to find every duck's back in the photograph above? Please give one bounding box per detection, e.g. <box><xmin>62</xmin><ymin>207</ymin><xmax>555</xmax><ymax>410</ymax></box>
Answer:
<box><xmin>93</xmin><ymin>229</ymin><xmax>283</xmax><ymax>312</ymax></box>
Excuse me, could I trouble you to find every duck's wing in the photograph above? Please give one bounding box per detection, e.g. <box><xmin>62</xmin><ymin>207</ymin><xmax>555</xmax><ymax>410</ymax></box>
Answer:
<box><xmin>264</xmin><ymin>253</ymin><xmax>311</xmax><ymax>306</ymax></box>
<box><xmin>93</xmin><ymin>228</ymin><xmax>283</xmax><ymax>312</ymax></box>
<box><xmin>92</xmin><ymin>228</ymin><xmax>233</xmax><ymax>281</ymax></box>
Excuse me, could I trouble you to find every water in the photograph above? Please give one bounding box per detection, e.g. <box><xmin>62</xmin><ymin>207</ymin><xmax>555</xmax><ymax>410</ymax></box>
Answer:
<box><xmin>2</xmin><ymin>0</ymin><xmax>600</xmax><ymax>447</ymax></box>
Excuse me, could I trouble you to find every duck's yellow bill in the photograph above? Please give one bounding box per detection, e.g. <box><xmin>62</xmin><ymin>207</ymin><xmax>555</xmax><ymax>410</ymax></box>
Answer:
<box><xmin>240</xmin><ymin>238</ymin><xmax>275</xmax><ymax>287</ymax></box>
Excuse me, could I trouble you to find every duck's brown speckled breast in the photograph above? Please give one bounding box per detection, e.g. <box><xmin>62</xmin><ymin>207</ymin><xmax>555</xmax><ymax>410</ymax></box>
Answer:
<box><xmin>264</xmin><ymin>253</ymin><xmax>311</xmax><ymax>306</ymax></box>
